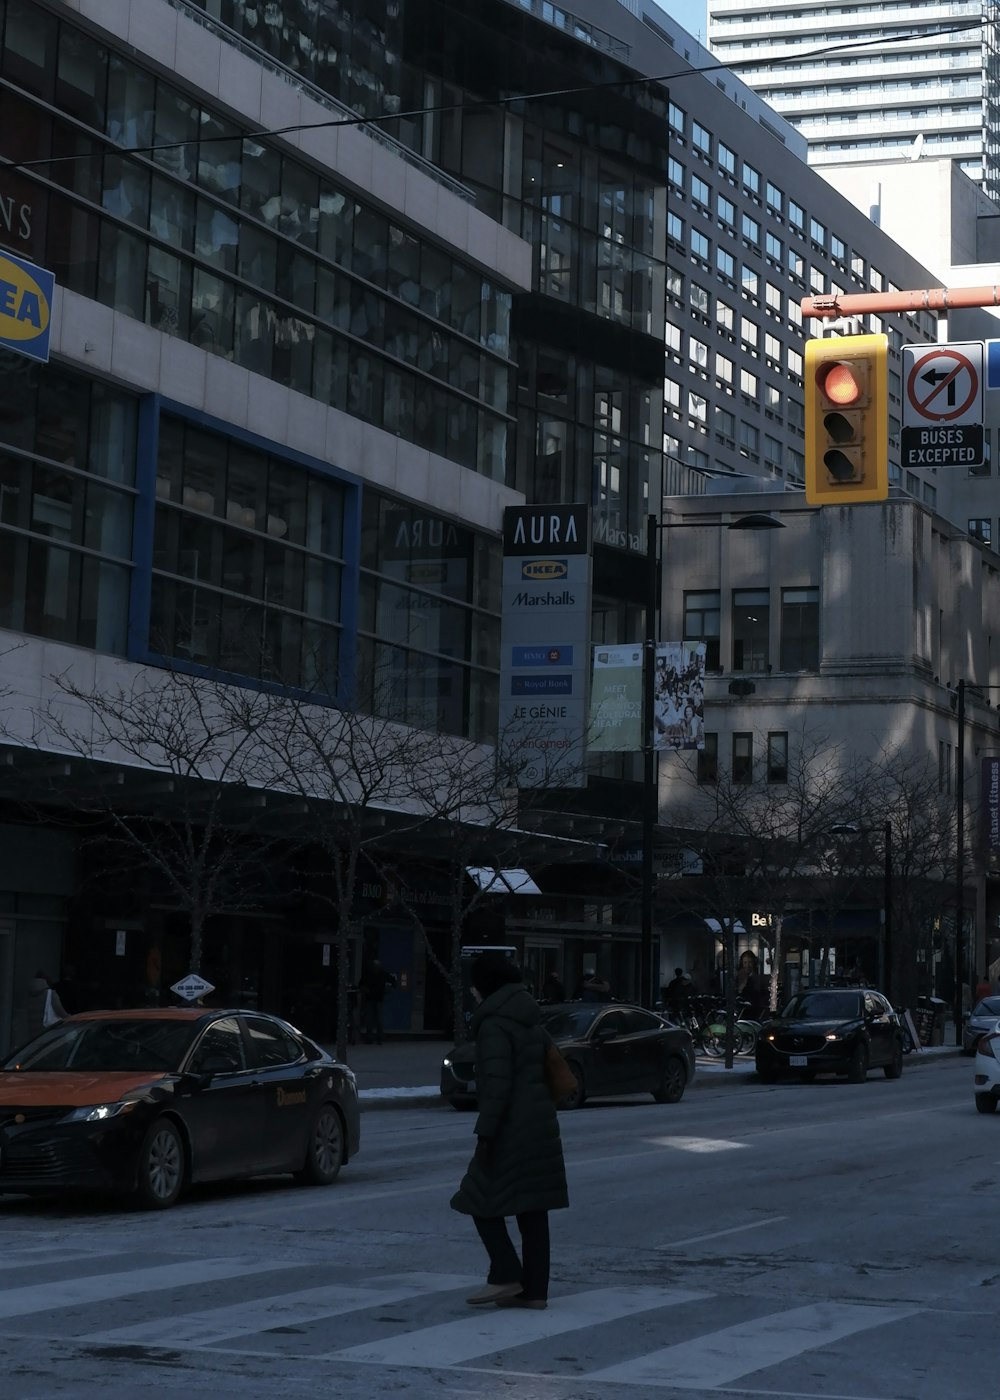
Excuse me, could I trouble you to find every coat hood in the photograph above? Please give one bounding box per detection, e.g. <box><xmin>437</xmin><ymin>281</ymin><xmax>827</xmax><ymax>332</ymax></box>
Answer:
<box><xmin>27</xmin><ymin>978</ymin><xmax>49</xmax><ymax>998</ymax></box>
<box><xmin>471</xmin><ymin>982</ymin><xmax>540</xmax><ymax>1033</ymax></box>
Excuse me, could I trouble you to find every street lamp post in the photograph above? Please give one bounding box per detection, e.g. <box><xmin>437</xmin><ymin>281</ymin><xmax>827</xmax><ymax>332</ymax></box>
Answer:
<box><xmin>954</xmin><ymin>678</ymin><xmax>965</xmax><ymax>1047</ymax></box>
<box><xmin>829</xmin><ymin>820</ymin><xmax>893</xmax><ymax>1000</ymax></box>
<box><xmin>638</xmin><ymin>509</ymin><xmax>784</xmax><ymax>1008</ymax></box>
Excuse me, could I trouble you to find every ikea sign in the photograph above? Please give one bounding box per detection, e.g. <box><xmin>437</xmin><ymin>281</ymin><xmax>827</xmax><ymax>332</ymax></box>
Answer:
<box><xmin>0</xmin><ymin>251</ymin><xmax>54</xmax><ymax>363</ymax></box>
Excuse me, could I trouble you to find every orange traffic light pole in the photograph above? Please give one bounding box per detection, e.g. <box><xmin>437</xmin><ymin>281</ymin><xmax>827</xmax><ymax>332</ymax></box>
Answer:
<box><xmin>803</xmin><ymin>286</ymin><xmax>1000</xmax><ymax>318</ymax></box>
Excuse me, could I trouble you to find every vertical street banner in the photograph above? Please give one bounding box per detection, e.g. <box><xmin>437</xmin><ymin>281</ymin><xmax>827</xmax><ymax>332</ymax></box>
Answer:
<box><xmin>588</xmin><ymin>645</ymin><xmax>643</xmax><ymax>752</ymax></box>
<box><xmin>499</xmin><ymin>504</ymin><xmax>591</xmax><ymax>788</ymax></box>
<box><xmin>653</xmin><ymin>641</ymin><xmax>706</xmax><ymax>752</ymax></box>
<box><xmin>588</xmin><ymin>641</ymin><xmax>706</xmax><ymax>753</ymax></box>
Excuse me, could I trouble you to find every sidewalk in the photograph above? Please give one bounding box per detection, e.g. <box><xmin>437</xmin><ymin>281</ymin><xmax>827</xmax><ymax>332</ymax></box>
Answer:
<box><xmin>326</xmin><ymin>1031</ymin><xmax>963</xmax><ymax>1109</ymax></box>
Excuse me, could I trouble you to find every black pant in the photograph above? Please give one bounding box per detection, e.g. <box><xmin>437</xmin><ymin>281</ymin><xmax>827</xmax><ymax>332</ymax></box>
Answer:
<box><xmin>473</xmin><ymin>1210</ymin><xmax>550</xmax><ymax>1301</ymax></box>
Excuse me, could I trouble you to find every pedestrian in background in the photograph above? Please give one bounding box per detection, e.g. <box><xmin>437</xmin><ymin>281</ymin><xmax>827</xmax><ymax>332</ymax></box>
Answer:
<box><xmin>26</xmin><ymin>971</ymin><xmax>67</xmax><ymax>1040</ymax></box>
<box><xmin>357</xmin><ymin>957</ymin><xmax>396</xmax><ymax>1044</ymax></box>
<box><xmin>540</xmin><ymin>967</ymin><xmax>564</xmax><ymax>1002</ymax></box>
<box><xmin>451</xmin><ymin>951</ymin><xmax>568</xmax><ymax>1310</ymax></box>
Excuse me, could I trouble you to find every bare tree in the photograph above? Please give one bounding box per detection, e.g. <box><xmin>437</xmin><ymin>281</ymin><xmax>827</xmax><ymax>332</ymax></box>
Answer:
<box><xmin>661</xmin><ymin>726</ymin><xmax>864</xmax><ymax>1065</ymax></box>
<box><xmin>21</xmin><ymin>664</ymin><xmax>293</xmax><ymax>982</ymax></box>
<box><xmin>372</xmin><ymin>725</ymin><xmax>593</xmax><ymax>1045</ymax></box>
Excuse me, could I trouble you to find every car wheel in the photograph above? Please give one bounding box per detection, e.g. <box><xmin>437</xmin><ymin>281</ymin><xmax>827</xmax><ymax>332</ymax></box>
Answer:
<box><xmin>883</xmin><ymin>1042</ymin><xmax>904</xmax><ymax>1080</ymax></box>
<box><xmin>560</xmin><ymin>1060</ymin><xmax>586</xmax><ymax>1109</ymax></box>
<box><xmin>653</xmin><ymin>1055</ymin><xmax>687</xmax><ymax>1103</ymax></box>
<box><xmin>135</xmin><ymin>1118</ymin><xmax>185</xmax><ymax>1210</ymax></box>
<box><xmin>295</xmin><ymin>1104</ymin><xmax>344</xmax><ymax>1185</ymax></box>
<box><xmin>847</xmin><ymin>1043</ymin><xmax>869</xmax><ymax>1084</ymax></box>
<box><xmin>975</xmin><ymin>1092</ymin><xmax>997</xmax><ymax>1115</ymax></box>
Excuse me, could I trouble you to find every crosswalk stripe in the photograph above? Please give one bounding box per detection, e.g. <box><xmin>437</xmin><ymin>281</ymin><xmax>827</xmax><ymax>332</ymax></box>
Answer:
<box><xmin>0</xmin><ymin>1258</ymin><xmax>284</xmax><ymax>1321</ymax></box>
<box><xmin>329</xmin><ymin>1285</ymin><xmax>708</xmax><ymax>1368</ymax></box>
<box><xmin>81</xmin><ymin>1273</ymin><xmax>479</xmax><ymax>1349</ymax></box>
<box><xmin>587</xmin><ymin>1301</ymin><xmax>919</xmax><ymax>1388</ymax></box>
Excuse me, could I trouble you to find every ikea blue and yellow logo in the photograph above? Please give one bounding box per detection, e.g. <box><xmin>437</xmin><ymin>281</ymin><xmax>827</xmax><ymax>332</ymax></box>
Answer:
<box><xmin>521</xmin><ymin>559</ymin><xmax>568</xmax><ymax>581</ymax></box>
<box><xmin>0</xmin><ymin>252</ymin><xmax>54</xmax><ymax>364</ymax></box>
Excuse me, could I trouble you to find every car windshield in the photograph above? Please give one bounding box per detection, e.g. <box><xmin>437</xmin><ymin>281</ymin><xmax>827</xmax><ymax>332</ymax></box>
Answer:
<box><xmin>540</xmin><ymin>1006</ymin><xmax>600</xmax><ymax>1040</ymax></box>
<box><xmin>4</xmin><ymin>1019</ymin><xmax>199</xmax><ymax>1072</ymax></box>
<box><xmin>780</xmin><ymin>991</ymin><xmax>862</xmax><ymax>1021</ymax></box>
<box><xmin>973</xmin><ymin>996</ymin><xmax>1000</xmax><ymax>1016</ymax></box>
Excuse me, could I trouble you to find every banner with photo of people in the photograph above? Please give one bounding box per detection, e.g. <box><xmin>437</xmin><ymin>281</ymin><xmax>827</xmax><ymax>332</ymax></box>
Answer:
<box><xmin>587</xmin><ymin>641</ymin><xmax>706</xmax><ymax>753</ymax></box>
<box><xmin>653</xmin><ymin>641</ymin><xmax>706</xmax><ymax>752</ymax></box>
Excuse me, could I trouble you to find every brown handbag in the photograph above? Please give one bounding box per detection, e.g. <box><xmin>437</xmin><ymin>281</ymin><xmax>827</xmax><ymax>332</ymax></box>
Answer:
<box><xmin>544</xmin><ymin>1039</ymin><xmax>578</xmax><ymax>1104</ymax></box>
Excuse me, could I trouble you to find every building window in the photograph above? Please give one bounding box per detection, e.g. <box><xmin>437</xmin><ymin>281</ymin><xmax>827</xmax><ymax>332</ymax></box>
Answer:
<box><xmin>741</xmin><ymin>213</ymin><xmax>760</xmax><ymax>246</ymax></box>
<box><xmin>741</xmin><ymin>265</ymin><xmax>759</xmax><ymax>299</ymax></box>
<box><xmin>692</xmin><ymin>121</ymin><xmax>712</xmax><ymax>156</ymax></box>
<box><xmin>780</xmin><ymin>587</ymin><xmax>819</xmax><ymax>670</ymax></box>
<box><xmin>742</xmin><ymin>162</ymin><xmax>760</xmax><ymax>197</ymax></box>
<box><xmin>717</xmin><ymin>194</ymin><xmax>736</xmax><ymax>228</ymax></box>
<box><xmin>732</xmin><ymin>732</ymin><xmax>753</xmax><ymax>784</ymax></box>
<box><xmin>684</xmin><ymin>589</ymin><xmax>720</xmax><ymax>670</ymax></box>
<box><xmin>732</xmin><ymin>589</ymin><xmax>769</xmax><ymax>671</ymax></box>
<box><xmin>718</xmin><ymin>143</ymin><xmax>737</xmax><ymax>176</ymax></box>
<box><xmin>767</xmin><ymin>732</ymin><xmax>788</xmax><ymax>784</ymax></box>
<box><xmin>669</xmin><ymin>102</ymin><xmax>686</xmax><ymax>134</ymax></box>
<box><xmin>690</xmin><ymin>228</ymin><xmax>709</xmax><ymax>261</ymax></box>
<box><xmin>766</xmin><ymin>182</ymin><xmax>783</xmax><ymax>213</ymax></box>
<box><xmin>739</xmin><ymin>368</ymin><xmax>758</xmax><ymax>399</ymax></box>
<box><xmin>668</xmin><ymin>156</ymin><xmax>685</xmax><ymax>188</ymax></box>
<box><xmin>788</xmin><ymin>200</ymin><xmax>805</xmax><ymax>231</ymax></box>
<box><xmin>698</xmin><ymin>731</ymin><xmax>719</xmax><ymax>784</ymax></box>
<box><xmin>716</xmin><ymin>299</ymin><xmax>735</xmax><ymax>333</ymax></box>
<box><xmin>0</xmin><ymin>352</ymin><xmax>135</xmax><ymax>655</ymax></box>
<box><xmin>969</xmin><ymin>518</ymin><xmax>992</xmax><ymax>546</ymax></box>
<box><xmin>691</xmin><ymin>174</ymin><xmax>711</xmax><ymax>206</ymax></box>
<box><xmin>668</xmin><ymin>211</ymin><xmax>684</xmax><ymax>243</ymax></box>
<box><xmin>716</xmin><ymin>247</ymin><xmax>735</xmax><ymax>279</ymax></box>
<box><xmin>766</xmin><ymin>231</ymin><xmax>782</xmax><ymax>262</ymax></box>
<box><xmin>809</xmin><ymin>217</ymin><xmax>826</xmax><ymax>247</ymax></box>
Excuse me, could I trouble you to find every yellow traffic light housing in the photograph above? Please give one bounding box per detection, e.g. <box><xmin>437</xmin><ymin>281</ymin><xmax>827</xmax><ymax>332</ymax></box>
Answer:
<box><xmin>805</xmin><ymin>333</ymin><xmax>889</xmax><ymax>505</ymax></box>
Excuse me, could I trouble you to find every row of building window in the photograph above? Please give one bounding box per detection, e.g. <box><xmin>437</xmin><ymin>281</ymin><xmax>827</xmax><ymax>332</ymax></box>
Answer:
<box><xmin>696</xmin><ymin>731</ymin><xmax>789</xmax><ymax>786</ymax></box>
<box><xmin>0</xmin><ymin>3</ymin><xmax>515</xmax><ymax>480</ymax></box>
<box><xmin>0</xmin><ymin>353</ymin><xmax>503</xmax><ymax>742</ymax></box>
<box><xmin>684</xmin><ymin>587</ymin><xmax>820</xmax><ymax>674</ymax></box>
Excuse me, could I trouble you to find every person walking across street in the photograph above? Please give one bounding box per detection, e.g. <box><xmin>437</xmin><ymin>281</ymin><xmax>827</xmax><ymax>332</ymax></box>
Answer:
<box><xmin>451</xmin><ymin>951</ymin><xmax>568</xmax><ymax>1310</ymax></box>
<box><xmin>357</xmin><ymin>957</ymin><xmax>396</xmax><ymax>1044</ymax></box>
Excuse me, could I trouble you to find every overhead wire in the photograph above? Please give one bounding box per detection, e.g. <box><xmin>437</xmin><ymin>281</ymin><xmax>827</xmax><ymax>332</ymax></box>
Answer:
<box><xmin>0</xmin><ymin>18</ymin><xmax>986</xmax><ymax>178</ymax></box>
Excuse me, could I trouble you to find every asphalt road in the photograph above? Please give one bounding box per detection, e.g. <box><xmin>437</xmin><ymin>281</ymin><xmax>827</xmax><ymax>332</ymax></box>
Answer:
<box><xmin>0</xmin><ymin>1053</ymin><xmax>994</xmax><ymax>1400</ymax></box>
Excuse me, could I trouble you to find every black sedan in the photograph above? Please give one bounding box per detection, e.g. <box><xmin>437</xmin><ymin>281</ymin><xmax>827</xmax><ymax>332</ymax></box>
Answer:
<box><xmin>755</xmin><ymin>988</ymin><xmax>904</xmax><ymax>1083</ymax></box>
<box><xmin>0</xmin><ymin>1008</ymin><xmax>360</xmax><ymax>1209</ymax></box>
<box><xmin>441</xmin><ymin>1002</ymin><xmax>696</xmax><ymax>1109</ymax></box>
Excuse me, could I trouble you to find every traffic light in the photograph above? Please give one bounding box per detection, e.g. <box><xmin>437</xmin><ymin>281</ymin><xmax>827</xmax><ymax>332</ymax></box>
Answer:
<box><xmin>805</xmin><ymin>333</ymin><xmax>889</xmax><ymax>505</ymax></box>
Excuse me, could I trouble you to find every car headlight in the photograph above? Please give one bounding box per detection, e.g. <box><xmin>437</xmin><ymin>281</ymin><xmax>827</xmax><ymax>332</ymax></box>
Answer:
<box><xmin>62</xmin><ymin>1101</ymin><xmax>139</xmax><ymax>1123</ymax></box>
<box><xmin>442</xmin><ymin>1056</ymin><xmax>453</xmax><ymax>1069</ymax></box>
<box><xmin>766</xmin><ymin>1033</ymin><xmax>775</xmax><ymax>1042</ymax></box>
<box><xmin>825</xmin><ymin>1032</ymin><xmax>841</xmax><ymax>1041</ymax></box>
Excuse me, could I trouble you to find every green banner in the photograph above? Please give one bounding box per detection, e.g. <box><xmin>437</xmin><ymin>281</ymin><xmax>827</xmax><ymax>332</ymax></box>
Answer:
<box><xmin>588</xmin><ymin>645</ymin><xmax>643</xmax><ymax>752</ymax></box>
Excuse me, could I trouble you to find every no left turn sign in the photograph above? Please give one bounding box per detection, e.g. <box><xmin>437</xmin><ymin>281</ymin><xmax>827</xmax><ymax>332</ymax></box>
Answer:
<box><xmin>902</xmin><ymin>343</ymin><xmax>983</xmax><ymax>427</ymax></box>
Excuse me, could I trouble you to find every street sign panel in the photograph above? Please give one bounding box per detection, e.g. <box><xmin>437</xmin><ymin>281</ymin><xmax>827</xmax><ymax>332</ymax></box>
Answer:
<box><xmin>901</xmin><ymin>342</ymin><xmax>984</xmax><ymax>467</ymax></box>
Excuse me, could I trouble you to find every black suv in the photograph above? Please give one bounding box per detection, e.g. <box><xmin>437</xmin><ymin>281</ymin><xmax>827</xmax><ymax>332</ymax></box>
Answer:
<box><xmin>756</xmin><ymin>989</ymin><xmax>904</xmax><ymax>1083</ymax></box>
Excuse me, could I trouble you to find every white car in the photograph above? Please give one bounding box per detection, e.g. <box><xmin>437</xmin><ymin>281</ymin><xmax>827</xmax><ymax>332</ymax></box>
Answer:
<box><xmin>973</xmin><ymin>1028</ymin><xmax>1000</xmax><ymax>1114</ymax></box>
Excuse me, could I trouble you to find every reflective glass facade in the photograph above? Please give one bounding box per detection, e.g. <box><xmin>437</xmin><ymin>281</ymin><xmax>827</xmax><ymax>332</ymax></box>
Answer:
<box><xmin>0</xmin><ymin>350</ymin><xmax>135</xmax><ymax>653</ymax></box>
<box><xmin>0</xmin><ymin>0</ymin><xmax>515</xmax><ymax>479</ymax></box>
<box><xmin>191</xmin><ymin>0</ymin><xmax>668</xmax><ymax>556</ymax></box>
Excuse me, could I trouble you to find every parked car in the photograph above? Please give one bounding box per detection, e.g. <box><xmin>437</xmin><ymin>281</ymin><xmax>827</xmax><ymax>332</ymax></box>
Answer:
<box><xmin>0</xmin><ymin>1008</ymin><xmax>360</xmax><ymax>1209</ymax></box>
<box><xmin>962</xmin><ymin>996</ymin><xmax>1000</xmax><ymax>1056</ymax></box>
<box><xmin>440</xmin><ymin>1002</ymin><xmax>695</xmax><ymax>1109</ymax></box>
<box><xmin>755</xmin><ymin>988</ymin><xmax>904</xmax><ymax>1083</ymax></box>
<box><xmin>973</xmin><ymin>1028</ymin><xmax>1000</xmax><ymax>1113</ymax></box>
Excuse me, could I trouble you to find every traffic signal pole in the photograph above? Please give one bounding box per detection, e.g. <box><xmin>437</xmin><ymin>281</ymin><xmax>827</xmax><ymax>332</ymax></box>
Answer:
<box><xmin>803</xmin><ymin>285</ymin><xmax>1000</xmax><ymax>319</ymax></box>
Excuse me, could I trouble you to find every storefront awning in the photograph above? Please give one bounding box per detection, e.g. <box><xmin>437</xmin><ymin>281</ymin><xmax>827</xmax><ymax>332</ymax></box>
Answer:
<box><xmin>466</xmin><ymin>867</ymin><xmax>542</xmax><ymax>895</ymax></box>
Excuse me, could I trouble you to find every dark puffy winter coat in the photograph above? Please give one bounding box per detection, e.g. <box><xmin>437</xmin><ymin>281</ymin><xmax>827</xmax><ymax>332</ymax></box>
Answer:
<box><xmin>450</xmin><ymin>982</ymin><xmax>568</xmax><ymax>1219</ymax></box>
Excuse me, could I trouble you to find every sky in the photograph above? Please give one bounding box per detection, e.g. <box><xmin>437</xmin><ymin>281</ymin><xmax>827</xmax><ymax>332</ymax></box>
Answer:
<box><xmin>658</xmin><ymin>0</ymin><xmax>709</xmax><ymax>43</ymax></box>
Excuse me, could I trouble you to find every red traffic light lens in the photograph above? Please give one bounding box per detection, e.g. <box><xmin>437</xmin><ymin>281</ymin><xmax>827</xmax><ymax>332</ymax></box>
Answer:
<box><xmin>819</xmin><ymin>361</ymin><xmax>862</xmax><ymax>406</ymax></box>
